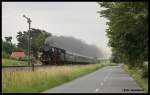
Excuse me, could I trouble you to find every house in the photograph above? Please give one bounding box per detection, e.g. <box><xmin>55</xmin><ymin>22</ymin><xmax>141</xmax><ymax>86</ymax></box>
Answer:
<box><xmin>11</xmin><ymin>52</ymin><xmax>25</xmax><ymax>59</ymax></box>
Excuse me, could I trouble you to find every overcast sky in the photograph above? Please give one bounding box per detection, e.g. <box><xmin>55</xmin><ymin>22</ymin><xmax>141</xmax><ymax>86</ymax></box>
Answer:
<box><xmin>2</xmin><ymin>2</ymin><xmax>111</xmax><ymax>58</ymax></box>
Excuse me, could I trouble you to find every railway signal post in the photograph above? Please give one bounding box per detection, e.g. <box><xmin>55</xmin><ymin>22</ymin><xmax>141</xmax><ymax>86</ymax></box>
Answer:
<box><xmin>23</xmin><ymin>14</ymin><xmax>34</xmax><ymax>71</ymax></box>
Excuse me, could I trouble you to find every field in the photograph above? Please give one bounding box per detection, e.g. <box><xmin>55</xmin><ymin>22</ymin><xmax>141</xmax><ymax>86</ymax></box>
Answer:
<box><xmin>2</xmin><ymin>63</ymin><xmax>116</xmax><ymax>93</ymax></box>
<box><xmin>122</xmin><ymin>64</ymin><xmax>148</xmax><ymax>92</ymax></box>
<box><xmin>2</xmin><ymin>58</ymin><xmax>29</xmax><ymax>66</ymax></box>
<box><xmin>2</xmin><ymin>58</ymin><xmax>40</xmax><ymax>66</ymax></box>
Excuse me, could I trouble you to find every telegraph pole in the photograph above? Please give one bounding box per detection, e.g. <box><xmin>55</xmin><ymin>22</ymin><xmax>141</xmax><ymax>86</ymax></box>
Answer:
<box><xmin>23</xmin><ymin>14</ymin><xmax>32</xmax><ymax>67</ymax></box>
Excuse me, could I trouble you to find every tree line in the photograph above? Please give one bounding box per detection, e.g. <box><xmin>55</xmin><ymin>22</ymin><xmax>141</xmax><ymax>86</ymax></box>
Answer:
<box><xmin>3</xmin><ymin>28</ymin><xmax>104</xmax><ymax>60</ymax></box>
<box><xmin>98</xmin><ymin>2</ymin><xmax>148</xmax><ymax>68</ymax></box>
<box><xmin>2</xmin><ymin>28</ymin><xmax>51</xmax><ymax>60</ymax></box>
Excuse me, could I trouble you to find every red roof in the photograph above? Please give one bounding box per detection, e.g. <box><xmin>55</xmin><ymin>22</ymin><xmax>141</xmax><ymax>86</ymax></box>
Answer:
<box><xmin>11</xmin><ymin>52</ymin><xmax>25</xmax><ymax>59</ymax></box>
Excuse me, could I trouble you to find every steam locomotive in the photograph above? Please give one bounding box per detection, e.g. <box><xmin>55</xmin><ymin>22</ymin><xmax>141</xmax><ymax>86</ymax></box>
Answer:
<box><xmin>39</xmin><ymin>44</ymin><xmax>96</xmax><ymax>65</ymax></box>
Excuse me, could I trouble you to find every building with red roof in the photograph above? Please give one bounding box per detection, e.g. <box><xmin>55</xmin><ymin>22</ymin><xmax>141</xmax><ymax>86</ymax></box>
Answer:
<box><xmin>11</xmin><ymin>52</ymin><xmax>25</xmax><ymax>59</ymax></box>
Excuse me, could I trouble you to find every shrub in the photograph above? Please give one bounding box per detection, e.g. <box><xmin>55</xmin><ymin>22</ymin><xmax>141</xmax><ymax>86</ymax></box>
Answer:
<box><xmin>142</xmin><ymin>64</ymin><xmax>148</xmax><ymax>78</ymax></box>
<box><xmin>2</xmin><ymin>52</ymin><xmax>10</xmax><ymax>59</ymax></box>
<box><xmin>32</xmin><ymin>57</ymin><xmax>37</xmax><ymax>64</ymax></box>
<box><xmin>19</xmin><ymin>57</ymin><xmax>27</xmax><ymax>61</ymax></box>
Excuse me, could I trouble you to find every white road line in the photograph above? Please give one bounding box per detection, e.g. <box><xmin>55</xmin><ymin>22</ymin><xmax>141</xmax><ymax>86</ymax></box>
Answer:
<box><xmin>98</xmin><ymin>69</ymin><xmax>113</xmax><ymax>92</ymax></box>
<box><xmin>103</xmin><ymin>69</ymin><xmax>113</xmax><ymax>82</ymax></box>
<box><xmin>103</xmin><ymin>73</ymin><xmax>109</xmax><ymax>81</ymax></box>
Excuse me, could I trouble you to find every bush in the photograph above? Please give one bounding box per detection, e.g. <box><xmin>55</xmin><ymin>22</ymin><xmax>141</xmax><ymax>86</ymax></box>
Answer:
<box><xmin>2</xmin><ymin>52</ymin><xmax>10</xmax><ymax>59</ymax></box>
<box><xmin>32</xmin><ymin>57</ymin><xmax>37</xmax><ymax>64</ymax></box>
<box><xmin>142</xmin><ymin>64</ymin><xmax>148</xmax><ymax>78</ymax></box>
<box><xmin>9</xmin><ymin>56</ymin><xmax>29</xmax><ymax>64</ymax></box>
<box><xmin>18</xmin><ymin>57</ymin><xmax>28</xmax><ymax>61</ymax></box>
<box><xmin>18</xmin><ymin>56</ymin><xmax>37</xmax><ymax>64</ymax></box>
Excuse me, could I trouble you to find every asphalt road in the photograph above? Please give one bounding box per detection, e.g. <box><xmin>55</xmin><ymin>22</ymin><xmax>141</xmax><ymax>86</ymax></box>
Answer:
<box><xmin>42</xmin><ymin>65</ymin><xmax>146</xmax><ymax>93</ymax></box>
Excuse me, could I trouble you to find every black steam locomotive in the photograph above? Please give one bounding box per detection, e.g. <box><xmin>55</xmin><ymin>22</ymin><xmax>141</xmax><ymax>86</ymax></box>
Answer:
<box><xmin>39</xmin><ymin>44</ymin><xmax>96</xmax><ymax>65</ymax></box>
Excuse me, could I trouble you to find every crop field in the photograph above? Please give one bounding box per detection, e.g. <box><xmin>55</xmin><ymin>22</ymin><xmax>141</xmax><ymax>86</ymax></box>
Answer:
<box><xmin>2</xmin><ymin>63</ymin><xmax>116</xmax><ymax>93</ymax></box>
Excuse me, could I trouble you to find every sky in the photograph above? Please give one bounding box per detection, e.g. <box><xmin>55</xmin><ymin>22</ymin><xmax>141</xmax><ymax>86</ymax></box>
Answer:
<box><xmin>2</xmin><ymin>2</ymin><xmax>111</xmax><ymax>58</ymax></box>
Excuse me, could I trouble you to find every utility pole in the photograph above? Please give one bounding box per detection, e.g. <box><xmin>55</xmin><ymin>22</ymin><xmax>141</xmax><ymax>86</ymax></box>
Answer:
<box><xmin>23</xmin><ymin>14</ymin><xmax>34</xmax><ymax>70</ymax></box>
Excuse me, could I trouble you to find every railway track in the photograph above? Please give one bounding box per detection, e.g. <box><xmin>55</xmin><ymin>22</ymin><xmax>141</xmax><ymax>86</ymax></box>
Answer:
<box><xmin>2</xmin><ymin>63</ymin><xmax>91</xmax><ymax>72</ymax></box>
<box><xmin>2</xmin><ymin>65</ymin><xmax>55</xmax><ymax>72</ymax></box>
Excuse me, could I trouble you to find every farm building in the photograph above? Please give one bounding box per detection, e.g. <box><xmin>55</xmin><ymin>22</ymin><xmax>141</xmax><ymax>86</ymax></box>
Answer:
<box><xmin>11</xmin><ymin>52</ymin><xmax>25</xmax><ymax>59</ymax></box>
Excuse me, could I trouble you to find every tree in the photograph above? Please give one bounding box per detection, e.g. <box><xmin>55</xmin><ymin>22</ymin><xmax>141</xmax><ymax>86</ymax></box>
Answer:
<box><xmin>16</xmin><ymin>31</ymin><xmax>28</xmax><ymax>50</ymax></box>
<box><xmin>31</xmin><ymin>29</ymin><xmax>52</xmax><ymax>58</ymax></box>
<box><xmin>5</xmin><ymin>36</ymin><xmax>12</xmax><ymax>43</ymax></box>
<box><xmin>16</xmin><ymin>28</ymin><xmax>52</xmax><ymax>59</ymax></box>
<box><xmin>3</xmin><ymin>36</ymin><xmax>13</xmax><ymax>55</ymax></box>
<box><xmin>110</xmin><ymin>48</ymin><xmax>122</xmax><ymax>63</ymax></box>
<box><xmin>98</xmin><ymin>2</ymin><xmax>148</xmax><ymax>68</ymax></box>
<box><xmin>3</xmin><ymin>37</ymin><xmax>24</xmax><ymax>53</ymax></box>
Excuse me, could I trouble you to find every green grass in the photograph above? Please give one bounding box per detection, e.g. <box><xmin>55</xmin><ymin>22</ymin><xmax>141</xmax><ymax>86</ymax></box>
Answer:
<box><xmin>2</xmin><ymin>63</ymin><xmax>117</xmax><ymax>93</ymax></box>
<box><xmin>2</xmin><ymin>58</ymin><xmax>28</xmax><ymax>66</ymax></box>
<box><xmin>122</xmin><ymin>64</ymin><xmax>148</xmax><ymax>92</ymax></box>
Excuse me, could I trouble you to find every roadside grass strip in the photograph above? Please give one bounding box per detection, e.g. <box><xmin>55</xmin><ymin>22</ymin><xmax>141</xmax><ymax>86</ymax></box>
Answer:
<box><xmin>2</xmin><ymin>63</ymin><xmax>117</xmax><ymax>93</ymax></box>
<box><xmin>122</xmin><ymin>64</ymin><xmax>148</xmax><ymax>92</ymax></box>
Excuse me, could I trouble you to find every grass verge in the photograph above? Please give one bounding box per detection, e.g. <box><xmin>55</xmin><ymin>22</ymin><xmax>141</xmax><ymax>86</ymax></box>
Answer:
<box><xmin>122</xmin><ymin>64</ymin><xmax>148</xmax><ymax>92</ymax></box>
<box><xmin>2</xmin><ymin>63</ymin><xmax>117</xmax><ymax>93</ymax></box>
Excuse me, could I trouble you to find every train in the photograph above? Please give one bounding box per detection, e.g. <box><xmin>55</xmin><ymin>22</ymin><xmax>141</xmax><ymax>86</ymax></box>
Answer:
<box><xmin>38</xmin><ymin>44</ymin><xmax>96</xmax><ymax>65</ymax></box>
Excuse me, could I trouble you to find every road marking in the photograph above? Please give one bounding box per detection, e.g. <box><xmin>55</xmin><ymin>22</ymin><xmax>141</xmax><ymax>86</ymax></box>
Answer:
<box><xmin>96</xmin><ymin>69</ymin><xmax>113</xmax><ymax>93</ymax></box>
<box><xmin>103</xmin><ymin>69</ymin><xmax>113</xmax><ymax>82</ymax></box>
<box><xmin>104</xmin><ymin>73</ymin><xmax>109</xmax><ymax>81</ymax></box>
<box><xmin>95</xmin><ymin>88</ymin><xmax>99</xmax><ymax>92</ymax></box>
